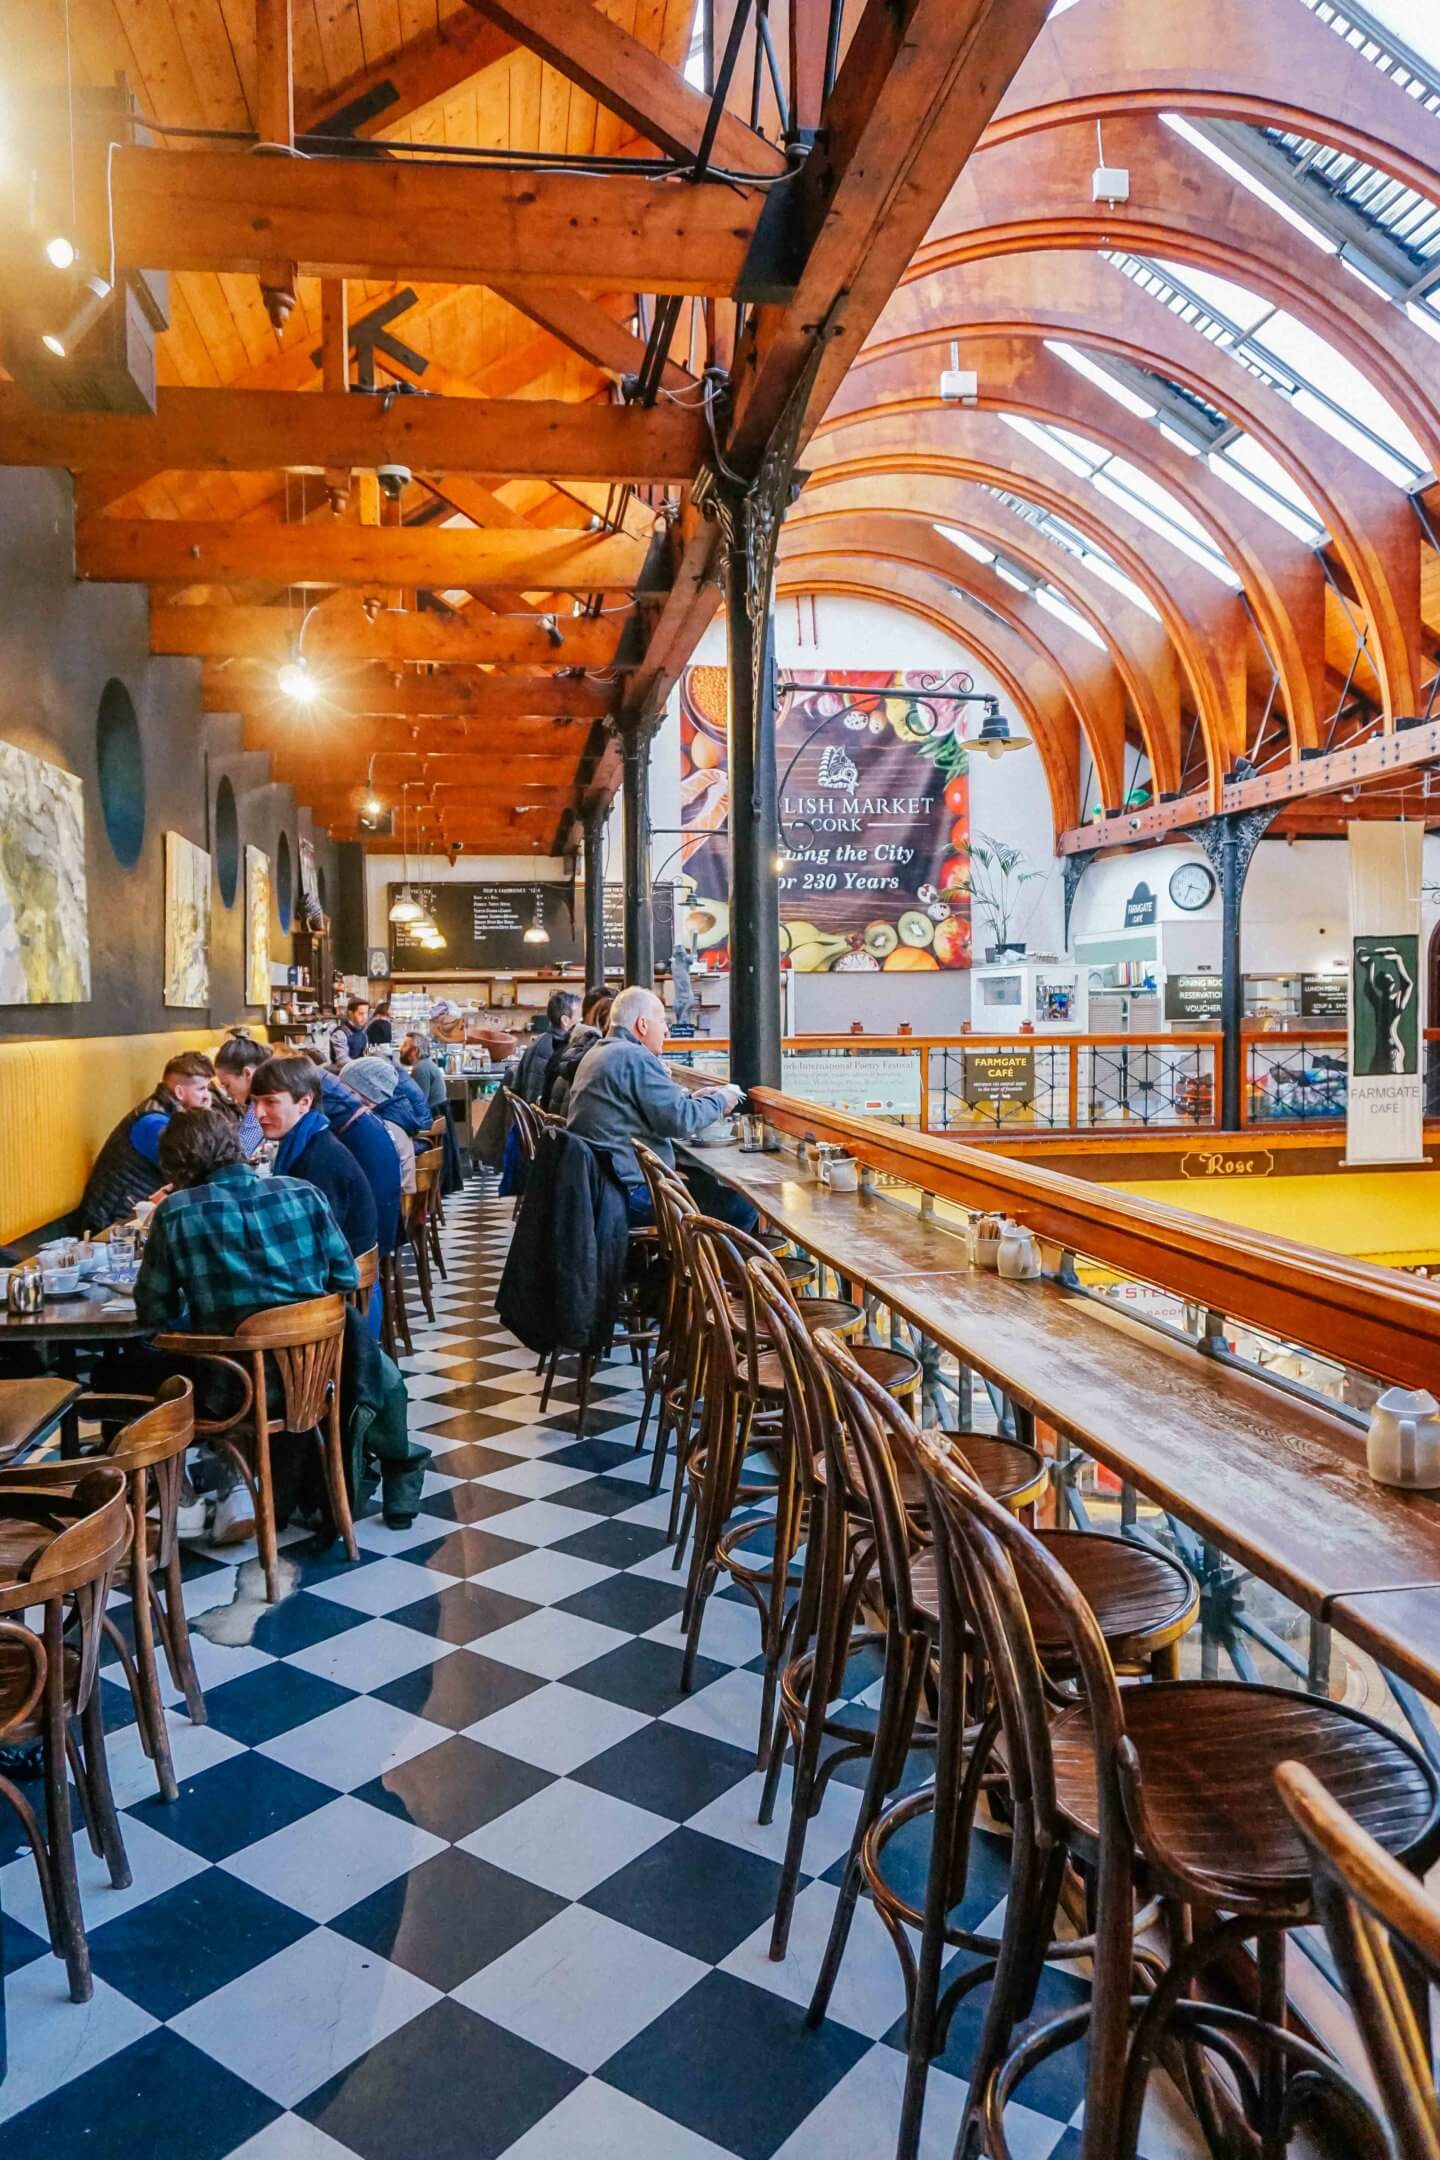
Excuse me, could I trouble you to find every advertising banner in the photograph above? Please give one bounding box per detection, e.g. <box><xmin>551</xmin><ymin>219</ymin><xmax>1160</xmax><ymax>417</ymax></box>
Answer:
<box><xmin>679</xmin><ymin>666</ymin><xmax>975</xmax><ymax>975</ymax></box>
<box><xmin>1346</xmin><ymin>821</ymin><xmax>1424</xmax><ymax>1164</ymax></box>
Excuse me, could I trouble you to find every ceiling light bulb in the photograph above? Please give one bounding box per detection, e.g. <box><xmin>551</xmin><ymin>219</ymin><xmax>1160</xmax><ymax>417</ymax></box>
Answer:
<box><xmin>41</xmin><ymin>331</ymin><xmax>66</xmax><ymax>357</ymax></box>
<box><xmin>45</xmin><ymin>236</ymin><xmax>77</xmax><ymax>269</ymax></box>
<box><xmin>970</xmin><ymin>706</ymin><xmax>1033</xmax><ymax>760</ymax></box>
<box><xmin>523</xmin><ymin>925</ymin><xmax>550</xmax><ymax>945</ymax></box>
<box><xmin>389</xmin><ymin>888</ymin><xmax>424</xmax><ymax>924</ymax></box>
<box><xmin>39</xmin><ymin>273</ymin><xmax>111</xmax><ymax>359</ymax></box>
<box><xmin>363</xmin><ymin>796</ymin><xmax>382</xmax><ymax>819</ymax></box>
<box><xmin>277</xmin><ymin>658</ymin><xmax>318</xmax><ymax>704</ymax></box>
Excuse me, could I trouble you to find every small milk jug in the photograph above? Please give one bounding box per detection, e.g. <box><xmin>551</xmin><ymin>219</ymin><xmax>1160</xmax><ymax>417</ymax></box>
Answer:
<box><xmin>997</xmin><ymin>1223</ymin><xmax>1041</xmax><ymax>1281</ymax></box>
<box><xmin>1366</xmin><ymin>1386</ymin><xmax>1440</xmax><ymax>1490</ymax></box>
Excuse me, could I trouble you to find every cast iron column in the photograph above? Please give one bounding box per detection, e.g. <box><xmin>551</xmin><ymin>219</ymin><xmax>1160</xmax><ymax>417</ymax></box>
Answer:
<box><xmin>1194</xmin><ymin>809</ymin><xmax>1276</xmax><ymax>1130</ymax></box>
<box><xmin>724</xmin><ymin>548</ymin><xmax>782</xmax><ymax>1091</ymax></box>
<box><xmin>621</xmin><ymin>726</ymin><xmax>655</xmax><ymax>988</ymax></box>
<box><xmin>582</xmin><ymin>807</ymin><xmax>607</xmax><ymax>986</ymax></box>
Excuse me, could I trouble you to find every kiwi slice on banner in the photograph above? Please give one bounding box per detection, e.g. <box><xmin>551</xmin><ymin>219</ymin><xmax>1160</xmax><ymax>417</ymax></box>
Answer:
<box><xmin>864</xmin><ymin>920</ymin><xmax>899</xmax><ymax>958</ymax></box>
<box><xmin>897</xmin><ymin>909</ymin><xmax>936</xmax><ymax>947</ymax></box>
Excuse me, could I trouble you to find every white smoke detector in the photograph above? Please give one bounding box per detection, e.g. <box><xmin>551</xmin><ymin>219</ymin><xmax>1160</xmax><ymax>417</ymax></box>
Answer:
<box><xmin>1092</xmin><ymin>164</ymin><xmax>1130</xmax><ymax>206</ymax></box>
<box><xmin>939</xmin><ymin>340</ymin><xmax>977</xmax><ymax>404</ymax></box>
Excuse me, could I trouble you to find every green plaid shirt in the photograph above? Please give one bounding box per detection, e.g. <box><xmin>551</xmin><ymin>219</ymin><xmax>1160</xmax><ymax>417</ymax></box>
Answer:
<box><xmin>134</xmin><ymin>1163</ymin><xmax>359</xmax><ymax>1337</ymax></box>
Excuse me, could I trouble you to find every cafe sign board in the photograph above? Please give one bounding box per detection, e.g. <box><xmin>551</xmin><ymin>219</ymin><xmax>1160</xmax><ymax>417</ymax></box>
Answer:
<box><xmin>1164</xmin><ymin>973</ymin><xmax>1223</xmax><ymax>1024</ymax></box>
<box><xmin>1124</xmin><ymin>882</ymin><xmax>1157</xmax><ymax>928</ymax></box>
<box><xmin>961</xmin><ymin>1046</ymin><xmax>1035</xmax><ymax>1109</ymax></box>
<box><xmin>1300</xmin><ymin>971</ymin><xmax>1349</xmax><ymax>1020</ymax></box>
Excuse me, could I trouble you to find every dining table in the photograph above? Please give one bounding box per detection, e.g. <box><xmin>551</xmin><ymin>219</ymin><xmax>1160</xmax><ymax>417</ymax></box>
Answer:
<box><xmin>0</xmin><ymin>1279</ymin><xmax>146</xmax><ymax>1457</ymax></box>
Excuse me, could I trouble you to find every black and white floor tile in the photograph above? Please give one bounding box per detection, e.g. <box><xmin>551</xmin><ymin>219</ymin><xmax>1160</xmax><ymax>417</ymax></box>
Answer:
<box><xmin>0</xmin><ymin>1184</ymin><xmax>1205</xmax><ymax>2160</ymax></box>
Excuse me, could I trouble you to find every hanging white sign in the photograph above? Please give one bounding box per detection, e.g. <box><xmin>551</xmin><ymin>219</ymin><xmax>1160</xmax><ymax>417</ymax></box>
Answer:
<box><xmin>1346</xmin><ymin>821</ymin><xmax>1425</xmax><ymax>1166</ymax></box>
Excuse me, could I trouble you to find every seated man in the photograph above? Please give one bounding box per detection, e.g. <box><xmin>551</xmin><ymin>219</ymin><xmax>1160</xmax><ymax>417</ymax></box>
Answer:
<box><xmin>515</xmin><ymin>990</ymin><xmax>580</xmax><ymax>1104</ymax></box>
<box><xmin>250</xmin><ymin>1056</ymin><xmax>379</xmax><ymax>1258</ymax></box>
<box><xmin>329</xmin><ymin>996</ymin><xmax>371</xmax><ymax>1065</ymax></box>
<box><xmin>317</xmin><ymin>1066</ymin><xmax>403</xmax><ymax>1253</ymax></box>
<box><xmin>79</xmin><ymin>1052</ymin><xmax>215</xmax><ymax>1231</ymax></box>
<box><xmin>337</xmin><ymin>1057</ymin><xmax>416</xmax><ymax>1193</ymax></box>
<box><xmin>566</xmin><ymin>985</ymin><xmax>752</xmax><ymax>1229</ymax></box>
<box><xmin>133</xmin><ymin>1108</ymin><xmax>359</xmax><ymax>1543</ymax></box>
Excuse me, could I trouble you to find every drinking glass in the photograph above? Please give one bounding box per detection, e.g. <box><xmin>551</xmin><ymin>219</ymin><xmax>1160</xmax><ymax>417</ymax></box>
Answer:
<box><xmin>108</xmin><ymin>1224</ymin><xmax>138</xmax><ymax>1289</ymax></box>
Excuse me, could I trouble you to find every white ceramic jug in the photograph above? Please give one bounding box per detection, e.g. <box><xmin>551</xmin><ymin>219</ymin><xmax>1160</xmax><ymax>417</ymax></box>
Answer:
<box><xmin>997</xmin><ymin>1223</ymin><xmax>1041</xmax><ymax>1281</ymax></box>
<box><xmin>1366</xmin><ymin>1385</ymin><xmax>1440</xmax><ymax>1489</ymax></box>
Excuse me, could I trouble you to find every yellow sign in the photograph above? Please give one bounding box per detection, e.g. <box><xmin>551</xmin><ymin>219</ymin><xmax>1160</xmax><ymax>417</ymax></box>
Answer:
<box><xmin>1180</xmin><ymin>1147</ymin><xmax>1275</xmax><ymax>1181</ymax></box>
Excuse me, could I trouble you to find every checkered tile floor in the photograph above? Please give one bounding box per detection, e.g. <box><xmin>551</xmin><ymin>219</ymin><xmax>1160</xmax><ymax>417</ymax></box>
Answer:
<box><xmin>0</xmin><ymin>1184</ymin><xmax>1205</xmax><ymax>2160</ymax></box>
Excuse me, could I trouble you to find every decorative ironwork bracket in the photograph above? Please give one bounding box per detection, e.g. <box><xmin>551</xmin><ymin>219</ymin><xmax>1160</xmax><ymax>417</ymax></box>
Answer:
<box><xmin>1061</xmin><ymin>852</ymin><xmax>1091</xmax><ymax>946</ymax></box>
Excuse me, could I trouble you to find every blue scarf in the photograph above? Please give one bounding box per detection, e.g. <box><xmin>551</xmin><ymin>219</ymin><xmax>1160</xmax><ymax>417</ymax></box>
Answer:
<box><xmin>273</xmin><ymin>1106</ymin><xmax>330</xmax><ymax>1178</ymax></box>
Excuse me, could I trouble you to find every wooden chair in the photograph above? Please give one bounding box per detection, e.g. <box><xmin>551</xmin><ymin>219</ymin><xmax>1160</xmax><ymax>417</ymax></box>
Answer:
<box><xmin>1279</xmin><ymin>1759</ymin><xmax>1440</xmax><ymax>2160</ymax></box>
<box><xmin>915</xmin><ymin>1430</ymin><xmax>1440</xmax><ymax>2160</ymax></box>
<box><xmin>380</xmin><ymin>1242</ymin><xmax>413</xmax><ymax>1360</ymax></box>
<box><xmin>52</xmin><ymin>1378</ymin><xmax>204</xmax><ymax>1803</ymax></box>
<box><xmin>155</xmin><ymin>1295</ymin><xmax>355</xmax><ymax>1603</ymax></box>
<box><xmin>404</xmin><ymin>1147</ymin><xmax>444</xmax><ymax>1323</ymax></box>
<box><xmin>425</xmin><ymin>1113</ymin><xmax>450</xmax><ymax>1228</ymax></box>
<box><xmin>350</xmin><ymin>1244</ymin><xmax>380</xmax><ymax>1318</ymax></box>
<box><xmin>0</xmin><ymin>1466</ymin><xmax>132</xmax><ymax>2001</ymax></box>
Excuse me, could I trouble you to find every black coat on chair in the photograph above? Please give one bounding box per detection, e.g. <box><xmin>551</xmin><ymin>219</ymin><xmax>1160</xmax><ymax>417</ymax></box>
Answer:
<box><xmin>498</xmin><ymin>1127</ymin><xmax>629</xmax><ymax>1357</ymax></box>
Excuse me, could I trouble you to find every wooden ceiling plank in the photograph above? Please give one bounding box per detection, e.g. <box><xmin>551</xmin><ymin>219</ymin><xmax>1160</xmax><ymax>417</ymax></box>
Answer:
<box><xmin>206</xmin><ymin>661</ymin><xmax>612</xmax><ymax>716</ymax></box>
<box><xmin>78</xmin><ymin>518</ymin><xmax>649</xmax><ymax>589</ymax></box>
<box><xmin>150</xmin><ymin>598</ymin><xmax>624</xmax><ymax>666</ymax></box>
<box><xmin>109</xmin><ymin>146</ymin><xmax>761</xmax><ymax>294</ymax></box>
<box><xmin>467</xmin><ymin>0</ymin><xmax>783</xmax><ymax>173</ymax></box>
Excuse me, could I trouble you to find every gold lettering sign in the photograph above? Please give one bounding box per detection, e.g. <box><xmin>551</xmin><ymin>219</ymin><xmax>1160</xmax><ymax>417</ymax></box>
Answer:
<box><xmin>1179</xmin><ymin>1148</ymin><xmax>1275</xmax><ymax>1181</ymax></box>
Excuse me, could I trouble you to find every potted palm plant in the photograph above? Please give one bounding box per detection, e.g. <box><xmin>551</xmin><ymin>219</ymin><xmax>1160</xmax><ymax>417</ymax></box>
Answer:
<box><xmin>962</xmin><ymin>834</ymin><xmax>1043</xmax><ymax>961</ymax></box>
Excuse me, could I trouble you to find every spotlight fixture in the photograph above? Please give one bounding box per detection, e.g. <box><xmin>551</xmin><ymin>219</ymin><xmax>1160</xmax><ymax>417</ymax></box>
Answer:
<box><xmin>541</xmin><ymin>614</ymin><xmax>564</xmax><ymax>650</ymax></box>
<box><xmin>277</xmin><ymin>657</ymin><xmax>319</xmax><ymax>705</ymax></box>
<box><xmin>44</xmin><ymin>236</ymin><xmax>77</xmax><ymax>270</ymax></box>
<box><xmin>40</xmin><ymin>273</ymin><xmax>112</xmax><ymax>357</ymax></box>
<box><xmin>363</xmin><ymin>796</ymin><xmax>382</xmax><ymax>819</ymax></box>
<box><xmin>970</xmin><ymin>702</ymin><xmax>1032</xmax><ymax>761</ymax></box>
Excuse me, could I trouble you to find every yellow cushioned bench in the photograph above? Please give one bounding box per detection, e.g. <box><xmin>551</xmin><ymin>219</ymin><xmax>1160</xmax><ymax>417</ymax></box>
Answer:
<box><xmin>0</xmin><ymin>1027</ymin><xmax>267</xmax><ymax>1246</ymax></box>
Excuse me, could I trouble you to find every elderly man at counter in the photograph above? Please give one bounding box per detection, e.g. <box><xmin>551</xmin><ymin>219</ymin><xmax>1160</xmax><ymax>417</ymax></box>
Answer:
<box><xmin>565</xmin><ymin>985</ymin><xmax>754</xmax><ymax>1230</ymax></box>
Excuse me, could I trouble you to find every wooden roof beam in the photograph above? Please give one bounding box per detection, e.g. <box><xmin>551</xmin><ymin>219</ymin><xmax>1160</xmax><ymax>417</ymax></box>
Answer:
<box><xmin>78</xmin><ymin>520</ymin><xmax>650</xmax><ymax>591</ymax></box>
<box><xmin>149</xmin><ymin>599</ymin><xmax>622</xmax><ymax>669</ymax></box>
<box><xmin>0</xmin><ymin>386</ymin><xmax>704</xmax><ymax>484</ymax></box>
<box><xmin>205</xmin><ymin>664</ymin><xmax>613</xmax><ymax>720</ymax></box>
<box><xmin>108</xmin><ymin>148</ymin><xmax>767</xmax><ymax>297</ymax></box>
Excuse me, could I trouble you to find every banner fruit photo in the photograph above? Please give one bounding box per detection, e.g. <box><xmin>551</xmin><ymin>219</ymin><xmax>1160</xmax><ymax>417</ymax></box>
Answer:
<box><xmin>678</xmin><ymin>667</ymin><xmax>975</xmax><ymax>972</ymax></box>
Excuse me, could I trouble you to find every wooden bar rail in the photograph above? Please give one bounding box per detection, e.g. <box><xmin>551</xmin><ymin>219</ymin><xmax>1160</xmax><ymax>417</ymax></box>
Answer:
<box><xmin>745</xmin><ymin>1087</ymin><xmax>1440</xmax><ymax>1396</ymax></box>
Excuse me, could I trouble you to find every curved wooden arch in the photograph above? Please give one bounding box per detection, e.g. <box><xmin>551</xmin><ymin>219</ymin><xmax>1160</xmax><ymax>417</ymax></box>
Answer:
<box><xmin>789</xmin><ymin>483</ymin><xmax>1178</xmax><ymax>797</ymax></box>
<box><xmin>818</xmin><ymin>338</ymin><xmax>1325</xmax><ymax>762</ymax></box>
<box><xmin>986</xmin><ymin>0</ymin><xmax>1440</xmax><ymax>201</ymax></box>
<box><xmin>916</xmin><ymin>111</ymin><xmax>1440</xmax><ymax>475</ymax></box>
<box><xmin>775</xmin><ymin>560</ymin><xmax>1078</xmax><ymax>830</ymax></box>
<box><xmin>865</xmin><ymin>255</ymin><xmax>1422</xmax><ymax>720</ymax></box>
<box><xmin>780</xmin><ymin>515</ymin><xmax>1119</xmax><ymax>818</ymax></box>
<box><xmin>801</xmin><ymin>449</ymin><xmax>1254</xmax><ymax>795</ymax></box>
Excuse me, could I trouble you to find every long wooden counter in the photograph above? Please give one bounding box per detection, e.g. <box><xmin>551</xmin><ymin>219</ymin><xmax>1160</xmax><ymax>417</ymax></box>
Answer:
<box><xmin>682</xmin><ymin>1140</ymin><xmax>1440</xmax><ymax>1702</ymax></box>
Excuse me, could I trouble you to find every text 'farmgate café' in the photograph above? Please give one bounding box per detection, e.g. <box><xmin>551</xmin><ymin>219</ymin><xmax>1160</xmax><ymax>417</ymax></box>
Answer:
<box><xmin>6</xmin><ymin>2</ymin><xmax>1440</xmax><ymax>2156</ymax></box>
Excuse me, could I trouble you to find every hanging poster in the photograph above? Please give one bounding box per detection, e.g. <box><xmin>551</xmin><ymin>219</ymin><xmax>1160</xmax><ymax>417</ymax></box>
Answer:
<box><xmin>163</xmin><ymin>832</ymin><xmax>211</xmax><ymax>1007</ymax></box>
<box><xmin>0</xmin><ymin>741</ymin><xmax>91</xmax><ymax>1004</ymax></box>
<box><xmin>297</xmin><ymin>834</ymin><xmax>321</xmax><ymax>922</ymax></box>
<box><xmin>679</xmin><ymin>667</ymin><xmax>976</xmax><ymax>973</ymax></box>
<box><xmin>245</xmin><ymin>845</ymin><xmax>272</xmax><ymax>1007</ymax></box>
<box><xmin>1346</xmin><ymin>821</ymin><xmax>1423</xmax><ymax>1165</ymax></box>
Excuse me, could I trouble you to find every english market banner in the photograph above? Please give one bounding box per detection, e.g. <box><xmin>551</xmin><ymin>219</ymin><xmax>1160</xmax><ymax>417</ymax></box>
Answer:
<box><xmin>678</xmin><ymin>666</ymin><xmax>974</xmax><ymax>974</ymax></box>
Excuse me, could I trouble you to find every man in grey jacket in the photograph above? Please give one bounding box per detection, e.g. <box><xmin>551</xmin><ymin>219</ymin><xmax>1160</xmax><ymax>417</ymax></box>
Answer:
<box><xmin>566</xmin><ymin>985</ymin><xmax>756</xmax><ymax>1229</ymax></box>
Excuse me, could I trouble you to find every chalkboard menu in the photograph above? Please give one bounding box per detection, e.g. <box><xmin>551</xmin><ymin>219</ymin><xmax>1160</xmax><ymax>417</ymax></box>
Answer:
<box><xmin>1300</xmin><ymin>971</ymin><xmax>1349</xmax><ymax>1019</ymax></box>
<box><xmin>389</xmin><ymin>883</ymin><xmax>580</xmax><ymax>971</ymax></box>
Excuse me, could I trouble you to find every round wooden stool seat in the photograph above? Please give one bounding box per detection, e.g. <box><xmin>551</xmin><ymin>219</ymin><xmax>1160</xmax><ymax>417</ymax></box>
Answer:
<box><xmin>756</xmin><ymin>1227</ymin><xmax>791</xmax><ymax>1254</ymax></box>
<box><xmin>1031</xmin><ymin>1530</ymin><xmax>1197</xmax><ymax>1666</ymax></box>
<box><xmin>851</xmin><ymin>1342</ymin><xmax>922</xmax><ymax>1402</ymax></box>
<box><xmin>1050</xmin><ymin>1680</ymin><xmax>1439</xmax><ymax>1900</ymax></box>
<box><xmin>725</xmin><ymin>1294</ymin><xmax>865</xmax><ymax>1344</ymax></box>
<box><xmin>818</xmin><ymin>1426</ymin><xmax>1045</xmax><ymax>1516</ymax></box>
<box><xmin>779</xmin><ymin>1253</ymin><xmax>817</xmax><ymax>1290</ymax></box>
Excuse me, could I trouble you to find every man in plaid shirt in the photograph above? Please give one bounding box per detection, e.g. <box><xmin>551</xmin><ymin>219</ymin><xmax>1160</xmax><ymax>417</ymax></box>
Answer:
<box><xmin>134</xmin><ymin>1109</ymin><xmax>358</xmax><ymax>1540</ymax></box>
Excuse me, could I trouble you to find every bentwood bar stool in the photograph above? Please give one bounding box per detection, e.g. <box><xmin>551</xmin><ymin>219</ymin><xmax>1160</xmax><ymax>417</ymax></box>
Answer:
<box><xmin>809</xmin><ymin>1337</ymin><xmax>1197</xmax><ymax>2160</ymax></box>
<box><xmin>1279</xmin><ymin>1759</ymin><xmax>1440</xmax><ymax>2160</ymax></box>
<box><xmin>916</xmin><ymin>1431</ymin><xmax>1440</xmax><ymax>2160</ymax></box>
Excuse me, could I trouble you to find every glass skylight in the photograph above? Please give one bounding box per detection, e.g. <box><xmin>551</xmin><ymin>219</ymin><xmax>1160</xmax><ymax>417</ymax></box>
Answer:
<box><xmin>997</xmin><ymin>414</ymin><xmax>1243</xmax><ymax>588</ymax></box>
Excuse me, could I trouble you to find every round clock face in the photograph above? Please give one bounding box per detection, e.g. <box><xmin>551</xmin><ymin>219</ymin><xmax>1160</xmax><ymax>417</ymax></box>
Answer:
<box><xmin>1169</xmin><ymin>862</ymin><xmax>1217</xmax><ymax>911</ymax></box>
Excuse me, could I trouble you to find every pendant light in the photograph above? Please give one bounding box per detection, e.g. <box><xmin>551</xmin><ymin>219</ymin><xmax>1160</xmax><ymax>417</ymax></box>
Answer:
<box><xmin>388</xmin><ymin>782</ymin><xmax>424</xmax><ymax>923</ymax></box>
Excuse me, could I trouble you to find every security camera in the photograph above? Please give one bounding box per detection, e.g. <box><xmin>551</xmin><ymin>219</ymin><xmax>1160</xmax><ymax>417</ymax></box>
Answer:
<box><xmin>376</xmin><ymin>464</ymin><xmax>412</xmax><ymax>502</ymax></box>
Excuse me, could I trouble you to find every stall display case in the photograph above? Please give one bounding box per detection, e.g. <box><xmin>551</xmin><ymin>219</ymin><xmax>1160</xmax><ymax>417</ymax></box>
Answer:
<box><xmin>970</xmin><ymin>960</ymin><xmax>1089</xmax><ymax>1034</ymax></box>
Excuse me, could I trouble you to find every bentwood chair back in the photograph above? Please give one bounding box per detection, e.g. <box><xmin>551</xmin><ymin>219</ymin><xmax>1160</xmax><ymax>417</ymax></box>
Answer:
<box><xmin>1279</xmin><ymin>1760</ymin><xmax>1440</xmax><ymax>2160</ymax></box>
<box><xmin>406</xmin><ymin>1147</ymin><xmax>444</xmax><ymax>1320</ymax></box>
<box><xmin>156</xmin><ymin>1294</ymin><xmax>353</xmax><ymax>1603</ymax></box>
<box><xmin>634</xmin><ymin>1146</ymin><xmax>705</xmax><ymax>1514</ymax></box>
<box><xmin>350</xmin><ymin>1245</ymin><xmax>380</xmax><ymax>1315</ymax></box>
<box><xmin>0</xmin><ymin>1465</ymin><xmax>132</xmax><ymax>2002</ymax></box>
<box><xmin>58</xmin><ymin>1377</ymin><xmax>204</xmax><ymax>1801</ymax></box>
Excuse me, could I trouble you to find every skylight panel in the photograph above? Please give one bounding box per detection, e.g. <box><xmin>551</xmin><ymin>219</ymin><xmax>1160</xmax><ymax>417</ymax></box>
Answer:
<box><xmin>1214</xmin><ymin>434</ymin><xmax>1328</xmax><ymax>538</ymax></box>
<box><xmin>1160</xmin><ymin>115</ymin><xmax>1339</xmax><ymax>255</ymax></box>
<box><xmin>1256</xmin><ymin>312</ymin><xmax>1429</xmax><ymax>476</ymax></box>
<box><xmin>1090</xmin><ymin>475</ymin><xmax>1241</xmax><ymax>587</ymax></box>
<box><xmin>1033</xmin><ymin>587</ymin><xmax>1107</xmax><ymax>648</ymax></box>
<box><xmin>1153</xmin><ymin>260</ymin><xmax>1271</xmax><ymax>334</ymax></box>
<box><xmin>1208</xmin><ymin>453</ymin><xmax>1328</xmax><ymax>545</ymax></box>
<box><xmin>997</xmin><ymin>413</ymin><xmax>1100</xmax><ymax>480</ymax></box>
<box><xmin>1079</xmin><ymin>550</ymin><xmax>1162</xmax><ymax>619</ymax></box>
<box><xmin>1045</xmin><ymin>340</ymin><xmax>1158</xmax><ymax>419</ymax></box>
<box><xmin>1354</xmin><ymin>1</ymin><xmax>1440</xmax><ymax>74</ymax></box>
<box><xmin>935</xmin><ymin>524</ymin><xmax>996</xmax><ymax>565</ymax></box>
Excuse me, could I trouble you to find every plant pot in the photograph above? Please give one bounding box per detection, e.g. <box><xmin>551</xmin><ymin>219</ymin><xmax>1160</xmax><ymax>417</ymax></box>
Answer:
<box><xmin>996</xmin><ymin>942</ymin><xmax>1027</xmax><ymax>958</ymax></box>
